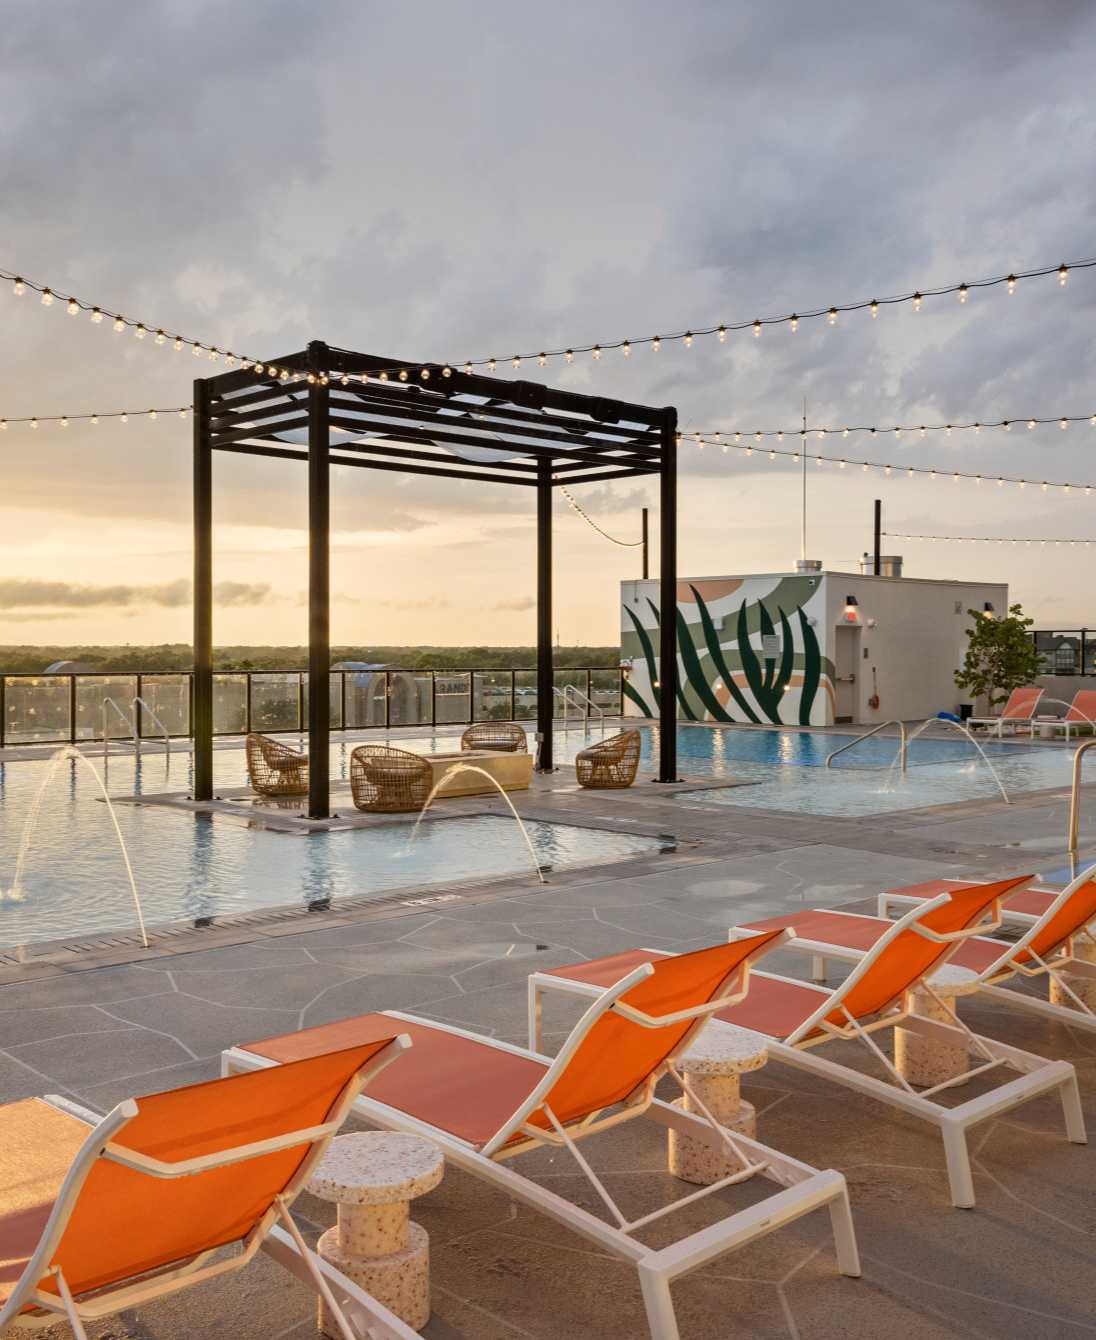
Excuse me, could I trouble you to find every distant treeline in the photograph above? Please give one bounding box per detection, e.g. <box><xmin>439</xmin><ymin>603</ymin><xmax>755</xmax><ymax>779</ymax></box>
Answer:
<box><xmin>0</xmin><ymin>644</ymin><xmax>621</xmax><ymax>674</ymax></box>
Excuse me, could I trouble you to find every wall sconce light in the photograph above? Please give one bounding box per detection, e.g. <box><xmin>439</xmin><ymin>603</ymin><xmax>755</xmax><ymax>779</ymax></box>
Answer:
<box><xmin>983</xmin><ymin>601</ymin><xmax>996</xmax><ymax>618</ymax></box>
<box><xmin>844</xmin><ymin>594</ymin><xmax>859</xmax><ymax>621</ymax></box>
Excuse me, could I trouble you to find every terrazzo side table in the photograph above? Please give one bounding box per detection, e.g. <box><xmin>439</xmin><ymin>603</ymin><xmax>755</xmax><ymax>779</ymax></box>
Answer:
<box><xmin>895</xmin><ymin>964</ymin><xmax>981</xmax><ymax>1087</ymax></box>
<box><xmin>1049</xmin><ymin>939</ymin><xmax>1096</xmax><ymax>1012</ymax></box>
<box><xmin>308</xmin><ymin>1131</ymin><xmax>444</xmax><ymax>1335</ymax></box>
<box><xmin>668</xmin><ymin>1021</ymin><xmax>769</xmax><ymax>1186</ymax></box>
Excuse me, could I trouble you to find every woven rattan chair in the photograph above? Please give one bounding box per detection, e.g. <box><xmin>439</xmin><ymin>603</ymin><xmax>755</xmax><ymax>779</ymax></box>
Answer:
<box><xmin>460</xmin><ymin>721</ymin><xmax>528</xmax><ymax>753</ymax></box>
<box><xmin>575</xmin><ymin>729</ymin><xmax>641</xmax><ymax>789</ymax></box>
<box><xmin>350</xmin><ymin>744</ymin><xmax>433</xmax><ymax>813</ymax></box>
<box><xmin>245</xmin><ymin>732</ymin><xmax>309</xmax><ymax>796</ymax></box>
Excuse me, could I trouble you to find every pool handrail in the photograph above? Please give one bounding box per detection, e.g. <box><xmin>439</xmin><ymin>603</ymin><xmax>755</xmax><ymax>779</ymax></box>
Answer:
<box><xmin>101</xmin><ymin>696</ymin><xmax>135</xmax><ymax>758</ymax></box>
<box><xmin>1067</xmin><ymin>738</ymin><xmax>1096</xmax><ymax>853</ymax></box>
<box><xmin>131</xmin><ymin>695</ymin><xmax>172</xmax><ymax>761</ymax></box>
<box><xmin>564</xmin><ymin>683</ymin><xmax>606</xmax><ymax>730</ymax></box>
<box><xmin>825</xmin><ymin>720</ymin><xmax>908</xmax><ymax>773</ymax></box>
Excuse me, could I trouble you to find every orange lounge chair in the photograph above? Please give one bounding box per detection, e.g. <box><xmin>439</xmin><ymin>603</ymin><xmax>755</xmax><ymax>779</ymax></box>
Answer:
<box><xmin>224</xmin><ymin>935</ymin><xmax>861</xmax><ymax>1340</ymax></box>
<box><xmin>1051</xmin><ymin>688</ymin><xmax>1096</xmax><ymax>739</ymax></box>
<box><xmin>0</xmin><ymin>1036</ymin><xmax>418</xmax><ymax>1340</ymax></box>
<box><xmin>737</xmin><ymin>863</ymin><xmax>1096</xmax><ymax>1039</ymax></box>
<box><xmin>528</xmin><ymin>878</ymin><xmax>1086</xmax><ymax>1209</ymax></box>
<box><xmin>968</xmin><ymin>685</ymin><xmax>1043</xmax><ymax>737</ymax></box>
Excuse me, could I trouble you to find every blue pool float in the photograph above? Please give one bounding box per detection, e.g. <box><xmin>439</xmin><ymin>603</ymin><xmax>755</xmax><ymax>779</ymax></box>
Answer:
<box><xmin>936</xmin><ymin>711</ymin><xmax>962</xmax><ymax>723</ymax></box>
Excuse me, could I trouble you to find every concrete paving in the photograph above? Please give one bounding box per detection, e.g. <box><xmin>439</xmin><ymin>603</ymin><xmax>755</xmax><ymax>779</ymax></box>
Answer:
<box><xmin>2</xmin><ymin>745</ymin><xmax>1096</xmax><ymax>1338</ymax></box>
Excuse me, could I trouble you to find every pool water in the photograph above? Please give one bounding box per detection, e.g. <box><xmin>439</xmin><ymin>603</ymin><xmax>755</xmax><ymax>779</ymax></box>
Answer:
<box><xmin>0</xmin><ymin>744</ymin><xmax>667</xmax><ymax>950</ymax></box>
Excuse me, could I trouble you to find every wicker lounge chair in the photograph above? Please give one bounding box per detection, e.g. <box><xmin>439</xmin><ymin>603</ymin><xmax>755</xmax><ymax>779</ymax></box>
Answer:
<box><xmin>460</xmin><ymin>721</ymin><xmax>528</xmax><ymax>753</ymax></box>
<box><xmin>350</xmin><ymin>745</ymin><xmax>432</xmax><ymax>813</ymax></box>
<box><xmin>576</xmin><ymin>729</ymin><xmax>641</xmax><ymax>788</ymax></box>
<box><xmin>246</xmin><ymin>732</ymin><xmax>309</xmax><ymax>796</ymax></box>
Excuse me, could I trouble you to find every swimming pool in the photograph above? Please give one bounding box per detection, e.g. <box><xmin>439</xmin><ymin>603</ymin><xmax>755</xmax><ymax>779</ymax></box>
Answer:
<box><xmin>0</xmin><ymin>744</ymin><xmax>668</xmax><ymax>952</ymax></box>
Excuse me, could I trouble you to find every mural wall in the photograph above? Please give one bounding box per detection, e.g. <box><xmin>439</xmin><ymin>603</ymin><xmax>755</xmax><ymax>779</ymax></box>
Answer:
<box><xmin>620</xmin><ymin>576</ymin><xmax>834</xmax><ymax>726</ymax></box>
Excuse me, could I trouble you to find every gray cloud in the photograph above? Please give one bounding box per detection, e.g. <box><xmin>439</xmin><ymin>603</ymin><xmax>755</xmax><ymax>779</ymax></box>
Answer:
<box><xmin>3</xmin><ymin>1</ymin><xmax>1096</xmax><ymax>632</ymax></box>
<box><xmin>0</xmin><ymin>578</ymin><xmax>269</xmax><ymax>610</ymax></box>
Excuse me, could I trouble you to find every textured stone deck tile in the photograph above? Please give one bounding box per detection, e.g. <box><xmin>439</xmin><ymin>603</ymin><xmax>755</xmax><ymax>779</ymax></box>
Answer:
<box><xmin>101</xmin><ymin>990</ymin><xmax>296</xmax><ymax>1055</ymax></box>
<box><xmin>6</xmin><ymin>1025</ymin><xmax>194</xmax><ymax>1091</ymax></box>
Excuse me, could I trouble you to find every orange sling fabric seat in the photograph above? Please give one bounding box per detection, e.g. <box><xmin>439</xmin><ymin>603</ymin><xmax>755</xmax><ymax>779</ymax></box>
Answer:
<box><xmin>245</xmin><ymin>1015</ymin><xmax>549</xmax><ymax>1147</ymax></box>
<box><xmin>886</xmin><ymin>877</ymin><xmax>1061</xmax><ymax>920</ymax></box>
<box><xmin>0</xmin><ymin>1038</ymin><xmax>396</xmax><ymax>1307</ymax></box>
<box><xmin>533</xmin><ymin>936</ymin><xmax>783</xmax><ymax>1132</ymax></box>
<box><xmin>243</xmin><ymin>935</ymin><xmax>786</xmax><ymax>1147</ymax></box>
<box><xmin>716</xmin><ymin>875</ymin><xmax>1029</xmax><ymax>1040</ymax></box>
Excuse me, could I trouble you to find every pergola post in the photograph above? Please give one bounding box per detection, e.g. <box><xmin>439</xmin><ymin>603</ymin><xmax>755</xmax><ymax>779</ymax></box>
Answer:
<box><xmin>192</xmin><ymin>377</ymin><xmax>214</xmax><ymax>801</ymax></box>
<box><xmin>658</xmin><ymin>409</ymin><xmax>678</xmax><ymax>782</ymax></box>
<box><xmin>307</xmin><ymin>341</ymin><xmax>331</xmax><ymax>818</ymax></box>
<box><xmin>536</xmin><ymin>458</ymin><xmax>553</xmax><ymax>771</ymax></box>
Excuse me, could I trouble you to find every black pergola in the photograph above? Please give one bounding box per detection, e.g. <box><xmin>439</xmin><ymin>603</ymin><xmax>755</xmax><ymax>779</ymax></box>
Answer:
<box><xmin>193</xmin><ymin>340</ymin><xmax>678</xmax><ymax>817</ymax></box>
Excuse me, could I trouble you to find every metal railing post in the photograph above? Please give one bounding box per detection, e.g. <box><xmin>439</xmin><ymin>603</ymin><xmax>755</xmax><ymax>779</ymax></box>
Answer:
<box><xmin>825</xmin><ymin>720</ymin><xmax>908</xmax><ymax>770</ymax></box>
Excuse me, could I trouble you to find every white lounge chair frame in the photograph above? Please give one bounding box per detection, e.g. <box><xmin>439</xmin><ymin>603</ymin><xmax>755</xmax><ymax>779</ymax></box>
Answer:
<box><xmin>224</xmin><ymin>945</ymin><xmax>861</xmax><ymax>1340</ymax></box>
<box><xmin>528</xmin><ymin>895</ymin><xmax>1086</xmax><ymax>1210</ymax></box>
<box><xmin>968</xmin><ymin>687</ymin><xmax>1043</xmax><ymax>737</ymax></box>
<box><xmin>0</xmin><ymin>1038</ymin><xmax>419</xmax><ymax>1340</ymax></box>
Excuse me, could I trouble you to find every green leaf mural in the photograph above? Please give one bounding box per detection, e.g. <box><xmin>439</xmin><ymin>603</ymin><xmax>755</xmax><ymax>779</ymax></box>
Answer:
<box><xmin>622</xmin><ymin>580</ymin><xmax>830</xmax><ymax>726</ymax></box>
<box><xmin>690</xmin><ymin>586</ymin><xmax>760</xmax><ymax>723</ymax></box>
<box><xmin>797</xmin><ymin>607</ymin><xmax>821</xmax><ymax>725</ymax></box>
<box><xmin>646</xmin><ymin>599</ymin><xmax>697</xmax><ymax>720</ymax></box>
<box><xmin>675</xmin><ymin>604</ymin><xmax>733</xmax><ymax>722</ymax></box>
<box><xmin>623</xmin><ymin>603</ymin><xmax>658</xmax><ymax>717</ymax></box>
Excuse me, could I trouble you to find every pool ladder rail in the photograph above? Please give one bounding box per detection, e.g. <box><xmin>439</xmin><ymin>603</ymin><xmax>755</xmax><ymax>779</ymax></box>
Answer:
<box><xmin>101</xmin><ymin>696</ymin><xmax>172</xmax><ymax>761</ymax></box>
<box><xmin>825</xmin><ymin>720</ymin><xmax>908</xmax><ymax>772</ymax></box>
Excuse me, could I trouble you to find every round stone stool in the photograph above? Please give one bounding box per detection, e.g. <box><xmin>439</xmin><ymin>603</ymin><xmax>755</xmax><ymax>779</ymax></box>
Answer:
<box><xmin>895</xmin><ymin>964</ymin><xmax>980</xmax><ymax>1088</ymax></box>
<box><xmin>668</xmin><ymin>1021</ymin><xmax>769</xmax><ymax>1186</ymax></box>
<box><xmin>1049</xmin><ymin>939</ymin><xmax>1096</xmax><ymax>1013</ymax></box>
<box><xmin>308</xmin><ymin>1131</ymin><xmax>444</xmax><ymax>1335</ymax></box>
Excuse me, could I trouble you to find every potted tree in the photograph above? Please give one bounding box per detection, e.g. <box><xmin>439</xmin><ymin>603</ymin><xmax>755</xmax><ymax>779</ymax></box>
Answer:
<box><xmin>954</xmin><ymin>603</ymin><xmax>1042</xmax><ymax>719</ymax></box>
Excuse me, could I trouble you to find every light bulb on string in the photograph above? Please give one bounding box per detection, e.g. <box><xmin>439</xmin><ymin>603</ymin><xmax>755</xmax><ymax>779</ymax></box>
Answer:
<box><xmin>912</xmin><ymin>292</ymin><xmax>922</xmax><ymax>312</ymax></box>
<box><xmin>621</xmin><ymin>341</ymin><xmax>630</xmax><ymax>358</ymax></box>
<box><xmin>958</xmin><ymin>284</ymin><xmax>968</xmax><ymax>303</ymax></box>
<box><xmin>90</xmin><ymin>414</ymin><xmax>98</xmax><ymax>425</ymax></box>
<box><xmin>789</xmin><ymin>314</ymin><xmax>798</xmax><ymax>333</ymax></box>
<box><xmin>718</xmin><ymin>325</ymin><xmax>727</xmax><ymax>343</ymax></box>
<box><xmin>113</xmin><ymin>317</ymin><xmax>125</xmax><ymax>333</ymax></box>
<box><xmin>652</xmin><ymin>336</ymin><xmax>661</xmax><ymax>352</ymax></box>
<box><xmin>40</xmin><ymin>289</ymin><xmax>53</xmax><ymax>306</ymax></box>
<box><xmin>1007</xmin><ymin>274</ymin><xmax>1017</xmax><ymax>294</ymax></box>
<box><xmin>827</xmin><ymin>307</ymin><xmax>837</xmax><ymax>325</ymax></box>
<box><xmin>90</xmin><ymin>307</ymin><xmax>102</xmax><ymax>323</ymax></box>
<box><xmin>12</xmin><ymin>277</ymin><xmax>24</xmax><ymax>296</ymax></box>
<box><xmin>66</xmin><ymin>298</ymin><xmax>78</xmax><ymax>316</ymax></box>
<box><xmin>1059</xmin><ymin>263</ymin><xmax>1069</xmax><ymax>286</ymax></box>
<box><xmin>870</xmin><ymin>300</ymin><xmax>878</xmax><ymax>318</ymax></box>
<box><xmin>752</xmin><ymin>320</ymin><xmax>761</xmax><ymax>338</ymax></box>
<box><xmin>684</xmin><ymin>332</ymin><xmax>693</xmax><ymax>348</ymax></box>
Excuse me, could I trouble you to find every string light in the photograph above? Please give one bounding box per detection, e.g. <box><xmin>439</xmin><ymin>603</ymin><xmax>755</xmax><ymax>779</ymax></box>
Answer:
<box><xmin>282</xmin><ymin>253</ymin><xmax>1096</xmax><ymax>383</ymax></box>
<box><xmin>699</xmin><ymin>433</ymin><xmax>1096</xmax><ymax>494</ymax></box>
<box><xmin>0</xmin><ymin>264</ymin><xmax>265</xmax><ymax>369</ymax></box>
<box><xmin>686</xmin><ymin>409</ymin><xmax>1096</xmax><ymax>441</ymax></box>
<box><xmin>886</xmin><ymin>530</ymin><xmax>1096</xmax><ymax>546</ymax></box>
<box><xmin>560</xmin><ymin>486</ymin><xmax>643</xmax><ymax>547</ymax></box>
<box><xmin>0</xmin><ymin>405</ymin><xmax>188</xmax><ymax>428</ymax></box>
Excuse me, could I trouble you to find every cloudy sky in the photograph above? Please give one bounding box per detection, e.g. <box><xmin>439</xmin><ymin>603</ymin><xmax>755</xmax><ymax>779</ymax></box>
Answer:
<box><xmin>3</xmin><ymin>1</ymin><xmax>1095</xmax><ymax>648</ymax></box>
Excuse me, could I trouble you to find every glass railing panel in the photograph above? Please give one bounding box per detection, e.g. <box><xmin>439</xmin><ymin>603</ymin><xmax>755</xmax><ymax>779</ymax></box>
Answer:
<box><xmin>590</xmin><ymin>669</ymin><xmax>623</xmax><ymax>715</ymax></box>
<box><xmin>300</xmin><ymin>673</ymin><xmax>343</xmax><ymax>728</ymax></box>
<box><xmin>388</xmin><ymin>672</ymin><xmax>433</xmax><ymax>727</ymax></box>
<box><xmin>553</xmin><ymin>669</ymin><xmax>588</xmax><ymax>718</ymax></box>
<box><xmin>136</xmin><ymin>674</ymin><xmax>190</xmax><ymax>736</ymax></box>
<box><xmin>74</xmin><ymin>675</ymin><xmax>139</xmax><ymax>740</ymax></box>
<box><xmin>212</xmin><ymin>675</ymin><xmax>248</xmax><ymax>735</ymax></box>
<box><xmin>472</xmin><ymin>671</ymin><xmax>514</xmax><ymax>721</ymax></box>
<box><xmin>250</xmin><ymin>673</ymin><xmax>301</xmax><ymax>732</ymax></box>
<box><xmin>344</xmin><ymin>670</ymin><xmax>388</xmax><ymax>728</ymax></box>
<box><xmin>435</xmin><ymin>672</ymin><xmax>471</xmax><ymax>724</ymax></box>
<box><xmin>3</xmin><ymin>677</ymin><xmax>71</xmax><ymax>744</ymax></box>
<box><xmin>513</xmin><ymin>670</ymin><xmax>537</xmax><ymax>720</ymax></box>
